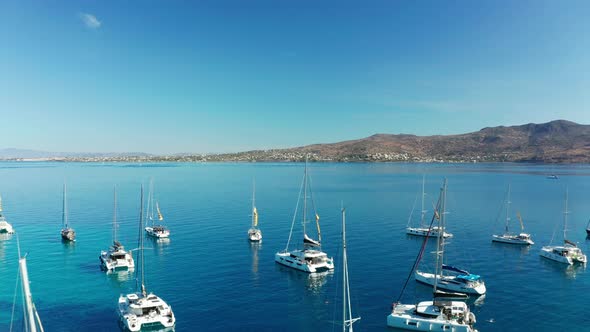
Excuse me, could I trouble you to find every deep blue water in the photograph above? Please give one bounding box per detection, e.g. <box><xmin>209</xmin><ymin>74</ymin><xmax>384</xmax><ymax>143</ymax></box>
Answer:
<box><xmin>1</xmin><ymin>162</ymin><xmax>590</xmax><ymax>331</ymax></box>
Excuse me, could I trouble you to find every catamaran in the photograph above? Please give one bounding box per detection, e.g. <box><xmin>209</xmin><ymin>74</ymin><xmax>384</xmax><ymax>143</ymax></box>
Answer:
<box><xmin>0</xmin><ymin>195</ymin><xmax>15</xmax><ymax>234</ymax></box>
<box><xmin>415</xmin><ymin>179</ymin><xmax>486</xmax><ymax>295</ymax></box>
<box><xmin>406</xmin><ymin>176</ymin><xmax>452</xmax><ymax>239</ymax></box>
<box><xmin>118</xmin><ymin>186</ymin><xmax>175</xmax><ymax>331</ymax></box>
<box><xmin>492</xmin><ymin>185</ymin><xmax>534</xmax><ymax>245</ymax></box>
<box><xmin>60</xmin><ymin>183</ymin><xmax>76</xmax><ymax>242</ymax></box>
<box><xmin>248</xmin><ymin>180</ymin><xmax>262</xmax><ymax>242</ymax></box>
<box><xmin>100</xmin><ymin>187</ymin><xmax>135</xmax><ymax>272</ymax></box>
<box><xmin>388</xmin><ymin>180</ymin><xmax>477</xmax><ymax>331</ymax></box>
<box><xmin>540</xmin><ymin>189</ymin><xmax>587</xmax><ymax>265</ymax></box>
<box><xmin>145</xmin><ymin>181</ymin><xmax>170</xmax><ymax>238</ymax></box>
<box><xmin>275</xmin><ymin>160</ymin><xmax>334</xmax><ymax>273</ymax></box>
<box><xmin>341</xmin><ymin>207</ymin><xmax>360</xmax><ymax>332</ymax></box>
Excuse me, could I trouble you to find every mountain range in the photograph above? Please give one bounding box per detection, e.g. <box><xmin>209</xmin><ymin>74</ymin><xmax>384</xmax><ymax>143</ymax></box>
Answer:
<box><xmin>1</xmin><ymin>120</ymin><xmax>589</xmax><ymax>163</ymax></box>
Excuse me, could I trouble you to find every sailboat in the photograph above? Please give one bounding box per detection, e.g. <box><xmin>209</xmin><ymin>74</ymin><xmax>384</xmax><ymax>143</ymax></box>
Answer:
<box><xmin>275</xmin><ymin>160</ymin><xmax>334</xmax><ymax>273</ymax></box>
<box><xmin>388</xmin><ymin>180</ymin><xmax>478</xmax><ymax>331</ymax></box>
<box><xmin>60</xmin><ymin>183</ymin><xmax>76</xmax><ymax>242</ymax></box>
<box><xmin>16</xmin><ymin>249</ymin><xmax>45</xmax><ymax>331</ymax></box>
<box><xmin>118</xmin><ymin>185</ymin><xmax>175</xmax><ymax>331</ymax></box>
<box><xmin>492</xmin><ymin>185</ymin><xmax>534</xmax><ymax>245</ymax></box>
<box><xmin>145</xmin><ymin>181</ymin><xmax>170</xmax><ymax>238</ymax></box>
<box><xmin>540</xmin><ymin>189</ymin><xmax>587</xmax><ymax>265</ymax></box>
<box><xmin>0</xmin><ymin>195</ymin><xmax>15</xmax><ymax>234</ymax></box>
<box><xmin>406</xmin><ymin>176</ymin><xmax>452</xmax><ymax>239</ymax></box>
<box><xmin>100</xmin><ymin>186</ymin><xmax>135</xmax><ymax>272</ymax></box>
<box><xmin>341</xmin><ymin>207</ymin><xmax>360</xmax><ymax>332</ymax></box>
<box><xmin>248</xmin><ymin>180</ymin><xmax>262</xmax><ymax>242</ymax></box>
<box><xmin>415</xmin><ymin>179</ymin><xmax>486</xmax><ymax>295</ymax></box>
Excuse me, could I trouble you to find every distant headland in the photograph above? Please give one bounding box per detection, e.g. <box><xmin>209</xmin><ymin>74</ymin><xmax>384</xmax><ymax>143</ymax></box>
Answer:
<box><xmin>2</xmin><ymin>120</ymin><xmax>589</xmax><ymax>163</ymax></box>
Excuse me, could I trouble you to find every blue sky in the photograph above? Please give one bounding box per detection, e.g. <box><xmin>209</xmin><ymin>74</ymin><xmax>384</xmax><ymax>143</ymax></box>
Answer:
<box><xmin>1</xmin><ymin>1</ymin><xmax>589</xmax><ymax>153</ymax></box>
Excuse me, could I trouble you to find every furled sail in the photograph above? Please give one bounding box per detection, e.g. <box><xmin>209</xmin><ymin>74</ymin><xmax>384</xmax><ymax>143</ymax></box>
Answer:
<box><xmin>565</xmin><ymin>239</ymin><xmax>577</xmax><ymax>247</ymax></box>
<box><xmin>304</xmin><ymin>233</ymin><xmax>320</xmax><ymax>247</ymax></box>
<box><xmin>156</xmin><ymin>202</ymin><xmax>164</xmax><ymax>221</ymax></box>
<box><xmin>253</xmin><ymin>207</ymin><xmax>258</xmax><ymax>227</ymax></box>
<box><xmin>315</xmin><ymin>213</ymin><xmax>322</xmax><ymax>243</ymax></box>
<box><xmin>442</xmin><ymin>264</ymin><xmax>470</xmax><ymax>275</ymax></box>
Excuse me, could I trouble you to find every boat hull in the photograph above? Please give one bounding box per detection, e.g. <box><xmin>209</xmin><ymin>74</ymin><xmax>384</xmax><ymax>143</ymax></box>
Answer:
<box><xmin>145</xmin><ymin>226</ymin><xmax>170</xmax><ymax>238</ymax></box>
<box><xmin>100</xmin><ymin>252</ymin><xmax>135</xmax><ymax>271</ymax></box>
<box><xmin>540</xmin><ymin>246</ymin><xmax>573</xmax><ymax>265</ymax></box>
<box><xmin>406</xmin><ymin>227</ymin><xmax>453</xmax><ymax>238</ymax></box>
<box><xmin>248</xmin><ymin>228</ymin><xmax>262</xmax><ymax>242</ymax></box>
<box><xmin>275</xmin><ymin>251</ymin><xmax>334</xmax><ymax>273</ymax></box>
<box><xmin>415</xmin><ymin>271</ymin><xmax>486</xmax><ymax>295</ymax></box>
<box><xmin>387</xmin><ymin>303</ymin><xmax>477</xmax><ymax>332</ymax></box>
<box><xmin>61</xmin><ymin>228</ymin><xmax>76</xmax><ymax>242</ymax></box>
<box><xmin>492</xmin><ymin>235</ymin><xmax>534</xmax><ymax>245</ymax></box>
<box><xmin>118</xmin><ymin>295</ymin><xmax>175</xmax><ymax>332</ymax></box>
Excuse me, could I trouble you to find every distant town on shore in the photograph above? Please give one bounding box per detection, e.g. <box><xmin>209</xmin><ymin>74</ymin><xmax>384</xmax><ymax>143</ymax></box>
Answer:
<box><xmin>2</xmin><ymin>120</ymin><xmax>589</xmax><ymax>164</ymax></box>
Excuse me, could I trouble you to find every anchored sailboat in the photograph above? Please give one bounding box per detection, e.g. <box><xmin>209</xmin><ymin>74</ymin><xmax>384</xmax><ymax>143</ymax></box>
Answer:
<box><xmin>248</xmin><ymin>180</ymin><xmax>262</xmax><ymax>242</ymax></box>
<box><xmin>388</xmin><ymin>180</ymin><xmax>478</xmax><ymax>331</ymax></box>
<box><xmin>492</xmin><ymin>185</ymin><xmax>534</xmax><ymax>245</ymax></box>
<box><xmin>100</xmin><ymin>186</ymin><xmax>135</xmax><ymax>272</ymax></box>
<box><xmin>118</xmin><ymin>185</ymin><xmax>175</xmax><ymax>331</ymax></box>
<box><xmin>540</xmin><ymin>189</ymin><xmax>587</xmax><ymax>265</ymax></box>
<box><xmin>145</xmin><ymin>180</ymin><xmax>170</xmax><ymax>238</ymax></box>
<box><xmin>275</xmin><ymin>160</ymin><xmax>334</xmax><ymax>273</ymax></box>
<box><xmin>406</xmin><ymin>176</ymin><xmax>452</xmax><ymax>239</ymax></box>
<box><xmin>60</xmin><ymin>183</ymin><xmax>76</xmax><ymax>242</ymax></box>
<box><xmin>415</xmin><ymin>179</ymin><xmax>486</xmax><ymax>295</ymax></box>
<box><xmin>0</xmin><ymin>195</ymin><xmax>15</xmax><ymax>234</ymax></box>
<box><xmin>341</xmin><ymin>207</ymin><xmax>360</xmax><ymax>332</ymax></box>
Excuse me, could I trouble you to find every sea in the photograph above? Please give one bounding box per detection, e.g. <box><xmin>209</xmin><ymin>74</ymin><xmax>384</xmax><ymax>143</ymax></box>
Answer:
<box><xmin>1</xmin><ymin>161</ymin><xmax>589</xmax><ymax>332</ymax></box>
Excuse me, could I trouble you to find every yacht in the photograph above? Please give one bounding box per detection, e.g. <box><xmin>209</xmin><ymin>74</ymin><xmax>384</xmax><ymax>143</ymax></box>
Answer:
<box><xmin>388</xmin><ymin>180</ymin><xmax>478</xmax><ymax>331</ymax></box>
<box><xmin>0</xmin><ymin>196</ymin><xmax>15</xmax><ymax>234</ymax></box>
<box><xmin>119</xmin><ymin>186</ymin><xmax>175</xmax><ymax>331</ymax></box>
<box><xmin>407</xmin><ymin>176</ymin><xmax>453</xmax><ymax>239</ymax></box>
<box><xmin>415</xmin><ymin>179</ymin><xmax>486</xmax><ymax>295</ymax></box>
<box><xmin>145</xmin><ymin>181</ymin><xmax>170</xmax><ymax>238</ymax></box>
<box><xmin>60</xmin><ymin>183</ymin><xmax>76</xmax><ymax>242</ymax></box>
<box><xmin>492</xmin><ymin>185</ymin><xmax>534</xmax><ymax>245</ymax></box>
<box><xmin>540</xmin><ymin>189</ymin><xmax>587</xmax><ymax>265</ymax></box>
<box><xmin>248</xmin><ymin>180</ymin><xmax>262</xmax><ymax>242</ymax></box>
<box><xmin>275</xmin><ymin>160</ymin><xmax>334</xmax><ymax>273</ymax></box>
<box><xmin>100</xmin><ymin>187</ymin><xmax>135</xmax><ymax>271</ymax></box>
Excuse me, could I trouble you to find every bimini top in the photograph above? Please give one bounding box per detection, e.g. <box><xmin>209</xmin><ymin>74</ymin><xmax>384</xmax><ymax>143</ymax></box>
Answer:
<box><xmin>456</xmin><ymin>274</ymin><xmax>481</xmax><ymax>281</ymax></box>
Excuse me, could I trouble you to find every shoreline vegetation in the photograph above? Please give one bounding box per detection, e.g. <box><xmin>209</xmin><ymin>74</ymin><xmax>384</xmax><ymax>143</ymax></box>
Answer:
<box><xmin>2</xmin><ymin>120</ymin><xmax>590</xmax><ymax>163</ymax></box>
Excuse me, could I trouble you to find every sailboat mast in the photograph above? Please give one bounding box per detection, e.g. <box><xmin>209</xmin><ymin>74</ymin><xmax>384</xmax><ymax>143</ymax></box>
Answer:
<box><xmin>252</xmin><ymin>179</ymin><xmax>256</xmax><ymax>228</ymax></box>
<box><xmin>302</xmin><ymin>159</ymin><xmax>308</xmax><ymax>237</ymax></box>
<box><xmin>19</xmin><ymin>256</ymin><xmax>38</xmax><ymax>332</ymax></box>
<box><xmin>433</xmin><ymin>179</ymin><xmax>447</xmax><ymax>295</ymax></box>
<box><xmin>139</xmin><ymin>185</ymin><xmax>146</xmax><ymax>296</ymax></box>
<box><xmin>113</xmin><ymin>186</ymin><xmax>118</xmax><ymax>243</ymax></box>
<box><xmin>62</xmin><ymin>183</ymin><xmax>68</xmax><ymax>229</ymax></box>
<box><xmin>342</xmin><ymin>208</ymin><xmax>346</xmax><ymax>332</ymax></box>
<box><xmin>420</xmin><ymin>175</ymin><xmax>426</xmax><ymax>228</ymax></box>
<box><xmin>505</xmin><ymin>184</ymin><xmax>511</xmax><ymax>233</ymax></box>
<box><xmin>564</xmin><ymin>188</ymin><xmax>569</xmax><ymax>241</ymax></box>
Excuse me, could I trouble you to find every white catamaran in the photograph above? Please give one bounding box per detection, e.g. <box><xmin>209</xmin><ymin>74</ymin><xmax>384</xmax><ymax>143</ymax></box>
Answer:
<box><xmin>540</xmin><ymin>189</ymin><xmax>587</xmax><ymax>265</ymax></box>
<box><xmin>0</xmin><ymin>195</ymin><xmax>15</xmax><ymax>234</ymax></box>
<box><xmin>492</xmin><ymin>184</ymin><xmax>534</xmax><ymax>245</ymax></box>
<box><xmin>118</xmin><ymin>186</ymin><xmax>175</xmax><ymax>331</ymax></box>
<box><xmin>341</xmin><ymin>207</ymin><xmax>360</xmax><ymax>332</ymax></box>
<box><xmin>248</xmin><ymin>180</ymin><xmax>262</xmax><ymax>242</ymax></box>
<box><xmin>415</xmin><ymin>179</ymin><xmax>486</xmax><ymax>295</ymax></box>
<box><xmin>388</xmin><ymin>180</ymin><xmax>478</xmax><ymax>331</ymax></box>
<box><xmin>60</xmin><ymin>183</ymin><xmax>76</xmax><ymax>242</ymax></box>
<box><xmin>275</xmin><ymin>160</ymin><xmax>334</xmax><ymax>273</ymax></box>
<box><xmin>406</xmin><ymin>176</ymin><xmax>452</xmax><ymax>239</ymax></box>
<box><xmin>145</xmin><ymin>181</ymin><xmax>170</xmax><ymax>239</ymax></box>
<box><xmin>100</xmin><ymin>186</ymin><xmax>135</xmax><ymax>272</ymax></box>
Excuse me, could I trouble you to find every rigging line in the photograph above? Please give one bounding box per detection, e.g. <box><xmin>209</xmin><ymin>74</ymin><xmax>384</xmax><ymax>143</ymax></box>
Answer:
<box><xmin>406</xmin><ymin>192</ymin><xmax>419</xmax><ymax>228</ymax></box>
<box><xmin>396</xmin><ymin>193</ymin><xmax>442</xmax><ymax>303</ymax></box>
<box><xmin>9</xmin><ymin>254</ymin><xmax>20</xmax><ymax>332</ymax></box>
<box><xmin>491</xmin><ymin>186</ymin><xmax>509</xmax><ymax>233</ymax></box>
<box><xmin>285</xmin><ymin>172</ymin><xmax>305</xmax><ymax>251</ymax></box>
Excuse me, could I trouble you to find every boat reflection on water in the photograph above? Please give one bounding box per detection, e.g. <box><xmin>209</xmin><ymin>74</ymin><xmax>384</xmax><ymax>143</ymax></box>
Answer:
<box><xmin>0</xmin><ymin>233</ymin><xmax>10</xmax><ymax>262</ymax></box>
<box><xmin>249</xmin><ymin>241</ymin><xmax>261</xmax><ymax>275</ymax></box>
<box><xmin>147</xmin><ymin>235</ymin><xmax>170</xmax><ymax>256</ymax></box>
<box><xmin>540</xmin><ymin>255</ymin><xmax>586</xmax><ymax>279</ymax></box>
<box><xmin>276</xmin><ymin>264</ymin><xmax>334</xmax><ymax>293</ymax></box>
<box><xmin>118</xmin><ymin>320</ymin><xmax>175</xmax><ymax>332</ymax></box>
<box><xmin>106</xmin><ymin>268</ymin><xmax>135</xmax><ymax>283</ymax></box>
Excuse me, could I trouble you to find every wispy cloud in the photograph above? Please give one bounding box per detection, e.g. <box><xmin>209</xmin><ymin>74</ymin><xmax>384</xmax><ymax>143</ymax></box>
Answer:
<box><xmin>79</xmin><ymin>13</ymin><xmax>101</xmax><ymax>29</ymax></box>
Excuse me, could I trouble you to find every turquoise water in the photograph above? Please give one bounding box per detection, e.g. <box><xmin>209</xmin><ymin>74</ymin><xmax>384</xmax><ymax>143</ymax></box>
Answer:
<box><xmin>1</xmin><ymin>162</ymin><xmax>590</xmax><ymax>331</ymax></box>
